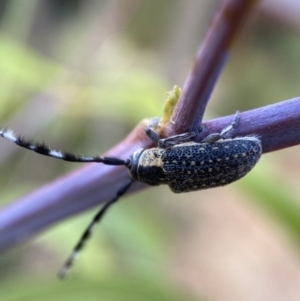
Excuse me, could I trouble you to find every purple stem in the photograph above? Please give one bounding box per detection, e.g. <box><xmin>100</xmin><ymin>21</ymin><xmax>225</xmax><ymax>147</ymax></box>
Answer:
<box><xmin>1</xmin><ymin>97</ymin><xmax>300</xmax><ymax>250</ymax></box>
<box><xmin>3</xmin><ymin>0</ymin><xmax>292</xmax><ymax>252</ymax></box>
<box><xmin>164</xmin><ymin>0</ymin><xmax>260</xmax><ymax>136</ymax></box>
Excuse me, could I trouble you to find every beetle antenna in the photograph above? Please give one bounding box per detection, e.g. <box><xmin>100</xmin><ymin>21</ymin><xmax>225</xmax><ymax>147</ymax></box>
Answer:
<box><xmin>0</xmin><ymin>128</ymin><xmax>129</xmax><ymax>165</ymax></box>
<box><xmin>58</xmin><ymin>179</ymin><xmax>134</xmax><ymax>279</ymax></box>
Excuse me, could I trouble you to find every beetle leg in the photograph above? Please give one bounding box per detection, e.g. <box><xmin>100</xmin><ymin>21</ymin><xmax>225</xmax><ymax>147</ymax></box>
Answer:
<box><xmin>201</xmin><ymin>111</ymin><xmax>240</xmax><ymax>143</ymax></box>
<box><xmin>220</xmin><ymin>111</ymin><xmax>240</xmax><ymax>137</ymax></box>
<box><xmin>158</xmin><ymin>127</ymin><xmax>203</xmax><ymax>148</ymax></box>
<box><xmin>145</xmin><ymin>126</ymin><xmax>160</xmax><ymax>143</ymax></box>
<box><xmin>144</xmin><ymin>117</ymin><xmax>161</xmax><ymax>142</ymax></box>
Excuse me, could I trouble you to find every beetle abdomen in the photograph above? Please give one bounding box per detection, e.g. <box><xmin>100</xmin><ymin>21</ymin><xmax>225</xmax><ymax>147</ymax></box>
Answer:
<box><xmin>161</xmin><ymin>137</ymin><xmax>261</xmax><ymax>193</ymax></box>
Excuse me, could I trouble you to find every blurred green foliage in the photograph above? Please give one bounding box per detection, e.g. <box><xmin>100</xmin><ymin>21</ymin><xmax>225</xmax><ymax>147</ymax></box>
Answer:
<box><xmin>1</xmin><ymin>1</ymin><xmax>300</xmax><ymax>301</ymax></box>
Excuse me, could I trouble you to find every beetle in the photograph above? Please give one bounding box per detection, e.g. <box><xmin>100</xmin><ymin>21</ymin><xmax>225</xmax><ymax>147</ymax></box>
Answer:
<box><xmin>0</xmin><ymin>111</ymin><xmax>262</xmax><ymax>277</ymax></box>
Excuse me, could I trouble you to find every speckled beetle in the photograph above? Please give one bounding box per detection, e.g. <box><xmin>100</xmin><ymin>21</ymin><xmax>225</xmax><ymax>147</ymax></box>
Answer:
<box><xmin>0</xmin><ymin>111</ymin><xmax>261</xmax><ymax>277</ymax></box>
<box><xmin>138</xmin><ymin>111</ymin><xmax>262</xmax><ymax>192</ymax></box>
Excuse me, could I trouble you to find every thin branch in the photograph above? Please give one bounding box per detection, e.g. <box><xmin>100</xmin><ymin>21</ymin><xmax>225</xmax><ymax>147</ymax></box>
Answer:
<box><xmin>4</xmin><ymin>0</ymin><xmax>298</xmax><ymax>253</ymax></box>
<box><xmin>200</xmin><ymin>97</ymin><xmax>300</xmax><ymax>153</ymax></box>
<box><xmin>1</xmin><ymin>96</ymin><xmax>300</xmax><ymax>251</ymax></box>
<box><xmin>164</xmin><ymin>0</ymin><xmax>260</xmax><ymax>136</ymax></box>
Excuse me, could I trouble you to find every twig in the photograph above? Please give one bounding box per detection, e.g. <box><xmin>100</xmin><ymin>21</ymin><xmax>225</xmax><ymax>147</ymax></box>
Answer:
<box><xmin>3</xmin><ymin>0</ymin><xmax>297</xmax><ymax>252</ymax></box>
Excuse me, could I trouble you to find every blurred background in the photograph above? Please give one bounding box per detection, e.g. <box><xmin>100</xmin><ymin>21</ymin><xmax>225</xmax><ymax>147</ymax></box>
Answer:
<box><xmin>0</xmin><ymin>0</ymin><xmax>300</xmax><ymax>300</ymax></box>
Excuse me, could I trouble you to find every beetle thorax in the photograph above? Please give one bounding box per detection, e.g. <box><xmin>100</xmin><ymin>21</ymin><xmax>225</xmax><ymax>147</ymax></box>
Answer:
<box><xmin>129</xmin><ymin>147</ymin><xmax>167</xmax><ymax>186</ymax></box>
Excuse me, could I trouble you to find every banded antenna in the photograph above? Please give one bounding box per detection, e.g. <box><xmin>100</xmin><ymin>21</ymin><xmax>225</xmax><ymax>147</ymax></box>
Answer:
<box><xmin>0</xmin><ymin>128</ymin><xmax>134</xmax><ymax>278</ymax></box>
